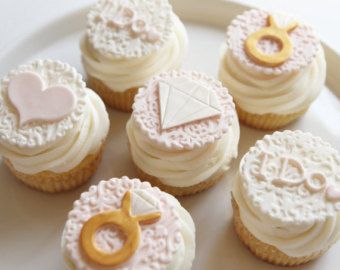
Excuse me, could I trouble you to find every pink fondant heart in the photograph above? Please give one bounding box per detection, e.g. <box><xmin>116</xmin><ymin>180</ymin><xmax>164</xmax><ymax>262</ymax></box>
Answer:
<box><xmin>326</xmin><ymin>185</ymin><xmax>340</xmax><ymax>202</ymax></box>
<box><xmin>8</xmin><ymin>72</ymin><xmax>76</xmax><ymax>127</ymax></box>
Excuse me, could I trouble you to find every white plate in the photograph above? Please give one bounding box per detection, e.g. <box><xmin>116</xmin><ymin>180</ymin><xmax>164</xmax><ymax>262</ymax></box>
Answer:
<box><xmin>0</xmin><ymin>0</ymin><xmax>339</xmax><ymax>269</ymax></box>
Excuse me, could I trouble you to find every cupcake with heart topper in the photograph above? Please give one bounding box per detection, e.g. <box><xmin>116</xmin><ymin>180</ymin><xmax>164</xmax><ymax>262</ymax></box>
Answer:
<box><xmin>0</xmin><ymin>59</ymin><xmax>110</xmax><ymax>192</ymax></box>
<box><xmin>81</xmin><ymin>0</ymin><xmax>188</xmax><ymax>112</ymax></box>
<box><xmin>218</xmin><ymin>9</ymin><xmax>326</xmax><ymax>129</ymax></box>
<box><xmin>126</xmin><ymin>70</ymin><xmax>240</xmax><ymax>196</ymax></box>
<box><xmin>232</xmin><ymin>130</ymin><xmax>340</xmax><ymax>266</ymax></box>
<box><xmin>61</xmin><ymin>176</ymin><xmax>196</xmax><ymax>269</ymax></box>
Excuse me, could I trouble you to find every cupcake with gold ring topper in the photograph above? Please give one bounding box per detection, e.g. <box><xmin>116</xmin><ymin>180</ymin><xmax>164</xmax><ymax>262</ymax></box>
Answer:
<box><xmin>219</xmin><ymin>9</ymin><xmax>325</xmax><ymax>130</ymax></box>
<box><xmin>61</xmin><ymin>176</ymin><xmax>196</xmax><ymax>269</ymax></box>
<box><xmin>0</xmin><ymin>59</ymin><xmax>110</xmax><ymax>192</ymax></box>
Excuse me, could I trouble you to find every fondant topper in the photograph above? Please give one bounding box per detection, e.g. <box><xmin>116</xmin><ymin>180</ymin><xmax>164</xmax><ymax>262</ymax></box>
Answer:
<box><xmin>8</xmin><ymin>72</ymin><xmax>76</xmax><ymax>127</ymax></box>
<box><xmin>87</xmin><ymin>0</ymin><xmax>173</xmax><ymax>58</ymax></box>
<box><xmin>132</xmin><ymin>70</ymin><xmax>235</xmax><ymax>150</ymax></box>
<box><xmin>245</xmin><ymin>15</ymin><xmax>298</xmax><ymax>67</ymax></box>
<box><xmin>80</xmin><ymin>191</ymin><xmax>161</xmax><ymax>267</ymax></box>
<box><xmin>240</xmin><ymin>131</ymin><xmax>340</xmax><ymax>224</ymax></box>
<box><xmin>158</xmin><ymin>78</ymin><xmax>222</xmax><ymax>131</ymax></box>
<box><xmin>108</xmin><ymin>6</ymin><xmax>161</xmax><ymax>43</ymax></box>
<box><xmin>226</xmin><ymin>9</ymin><xmax>320</xmax><ymax>75</ymax></box>
<box><xmin>63</xmin><ymin>178</ymin><xmax>182</xmax><ymax>269</ymax></box>
<box><xmin>256</xmin><ymin>152</ymin><xmax>339</xmax><ymax>201</ymax></box>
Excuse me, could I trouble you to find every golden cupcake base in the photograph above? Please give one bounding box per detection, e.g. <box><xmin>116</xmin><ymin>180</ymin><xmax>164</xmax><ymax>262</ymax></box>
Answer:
<box><xmin>134</xmin><ymin>162</ymin><xmax>226</xmax><ymax>196</ymax></box>
<box><xmin>4</xmin><ymin>145</ymin><xmax>104</xmax><ymax>193</ymax></box>
<box><xmin>231</xmin><ymin>197</ymin><xmax>327</xmax><ymax>266</ymax></box>
<box><xmin>87</xmin><ymin>75</ymin><xmax>138</xmax><ymax>112</ymax></box>
<box><xmin>236</xmin><ymin>104</ymin><xmax>307</xmax><ymax>130</ymax></box>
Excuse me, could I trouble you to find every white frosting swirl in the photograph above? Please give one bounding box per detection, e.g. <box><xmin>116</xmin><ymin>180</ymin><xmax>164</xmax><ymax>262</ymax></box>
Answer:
<box><xmin>126</xmin><ymin>117</ymin><xmax>240</xmax><ymax>187</ymax></box>
<box><xmin>233</xmin><ymin>174</ymin><xmax>340</xmax><ymax>257</ymax></box>
<box><xmin>81</xmin><ymin>15</ymin><xmax>188</xmax><ymax>92</ymax></box>
<box><xmin>218</xmin><ymin>46</ymin><xmax>326</xmax><ymax>115</ymax></box>
<box><xmin>0</xmin><ymin>89</ymin><xmax>109</xmax><ymax>174</ymax></box>
<box><xmin>161</xmin><ymin>193</ymin><xmax>196</xmax><ymax>270</ymax></box>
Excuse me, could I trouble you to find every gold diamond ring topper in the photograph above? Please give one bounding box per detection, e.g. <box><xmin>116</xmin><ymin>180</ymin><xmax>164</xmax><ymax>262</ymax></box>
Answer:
<box><xmin>80</xmin><ymin>191</ymin><xmax>161</xmax><ymax>266</ymax></box>
<box><xmin>245</xmin><ymin>15</ymin><xmax>298</xmax><ymax>67</ymax></box>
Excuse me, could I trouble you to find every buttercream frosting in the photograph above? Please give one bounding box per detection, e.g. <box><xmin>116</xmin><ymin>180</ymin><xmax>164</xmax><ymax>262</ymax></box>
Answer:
<box><xmin>218</xmin><ymin>9</ymin><xmax>326</xmax><ymax>115</ymax></box>
<box><xmin>0</xmin><ymin>60</ymin><xmax>109</xmax><ymax>174</ymax></box>
<box><xmin>127</xmin><ymin>117</ymin><xmax>239</xmax><ymax>187</ymax></box>
<box><xmin>81</xmin><ymin>0</ymin><xmax>188</xmax><ymax>92</ymax></box>
<box><xmin>61</xmin><ymin>177</ymin><xmax>196</xmax><ymax>270</ymax></box>
<box><xmin>233</xmin><ymin>130</ymin><xmax>340</xmax><ymax>257</ymax></box>
<box><xmin>128</xmin><ymin>70</ymin><xmax>239</xmax><ymax>187</ymax></box>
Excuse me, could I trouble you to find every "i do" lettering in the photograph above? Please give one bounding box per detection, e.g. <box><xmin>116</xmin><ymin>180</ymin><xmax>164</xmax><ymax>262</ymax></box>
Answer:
<box><xmin>255</xmin><ymin>152</ymin><xmax>340</xmax><ymax>202</ymax></box>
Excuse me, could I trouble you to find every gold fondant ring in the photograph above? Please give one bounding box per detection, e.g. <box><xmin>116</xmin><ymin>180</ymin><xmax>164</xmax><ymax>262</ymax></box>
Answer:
<box><xmin>245</xmin><ymin>15</ymin><xmax>298</xmax><ymax>67</ymax></box>
<box><xmin>80</xmin><ymin>191</ymin><xmax>161</xmax><ymax>267</ymax></box>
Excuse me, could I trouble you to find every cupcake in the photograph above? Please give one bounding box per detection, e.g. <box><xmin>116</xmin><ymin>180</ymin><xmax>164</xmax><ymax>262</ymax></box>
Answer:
<box><xmin>219</xmin><ymin>9</ymin><xmax>326</xmax><ymax>129</ymax></box>
<box><xmin>61</xmin><ymin>176</ymin><xmax>196</xmax><ymax>269</ymax></box>
<box><xmin>81</xmin><ymin>0</ymin><xmax>188</xmax><ymax>112</ymax></box>
<box><xmin>232</xmin><ymin>130</ymin><xmax>340</xmax><ymax>266</ymax></box>
<box><xmin>127</xmin><ymin>70</ymin><xmax>240</xmax><ymax>196</ymax></box>
<box><xmin>0</xmin><ymin>59</ymin><xmax>110</xmax><ymax>193</ymax></box>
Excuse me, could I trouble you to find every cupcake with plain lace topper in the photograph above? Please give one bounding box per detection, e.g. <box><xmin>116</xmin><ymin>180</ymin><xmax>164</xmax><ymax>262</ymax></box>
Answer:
<box><xmin>61</xmin><ymin>176</ymin><xmax>196</xmax><ymax>269</ymax></box>
<box><xmin>126</xmin><ymin>70</ymin><xmax>240</xmax><ymax>196</ymax></box>
<box><xmin>232</xmin><ymin>130</ymin><xmax>340</xmax><ymax>266</ymax></box>
<box><xmin>218</xmin><ymin>9</ymin><xmax>326</xmax><ymax>129</ymax></box>
<box><xmin>81</xmin><ymin>0</ymin><xmax>188</xmax><ymax>112</ymax></box>
<box><xmin>0</xmin><ymin>59</ymin><xmax>110</xmax><ymax>193</ymax></box>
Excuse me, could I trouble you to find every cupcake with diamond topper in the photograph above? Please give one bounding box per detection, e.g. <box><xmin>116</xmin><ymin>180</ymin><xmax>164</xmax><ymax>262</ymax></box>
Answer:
<box><xmin>81</xmin><ymin>0</ymin><xmax>188</xmax><ymax>112</ymax></box>
<box><xmin>0</xmin><ymin>59</ymin><xmax>110</xmax><ymax>193</ymax></box>
<box><xmin>232</xmin><ymin>130</ymin><xmax>340</xmax><ymax>266</ymax></box>
<box><xmin>218</xmin><ymin>9</ymin><xmax>326</xmax><ymax>129</ymax></box>
<box><xmin>126</xmin><ymin>70</ymin><xmax>240</xmax><ymax>196</ymax></box>
<box><xmin>61</xmin><ymin>176</ymin><xmax>196</xmax><ymax>269</ymax></box>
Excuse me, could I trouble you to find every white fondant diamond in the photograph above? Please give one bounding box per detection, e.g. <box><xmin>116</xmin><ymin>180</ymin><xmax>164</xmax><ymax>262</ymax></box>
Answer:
<box><xmin>131</xmin><ymin>189</ymin><xmax>160</xmax><ymax>216</ymax></box>
<box><xmin>158</xmin><ymin>78</ymin><xmax>222</xmax><ymax>130</ymax></box>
